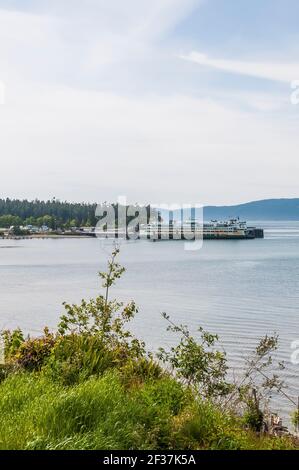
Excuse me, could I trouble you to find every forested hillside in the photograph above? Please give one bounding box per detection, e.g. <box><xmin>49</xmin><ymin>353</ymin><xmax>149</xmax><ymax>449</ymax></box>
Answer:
<box><xmin>0</xmin><ymin>198</ymin><xmax>97</xmax><ymax>228</ymax></box>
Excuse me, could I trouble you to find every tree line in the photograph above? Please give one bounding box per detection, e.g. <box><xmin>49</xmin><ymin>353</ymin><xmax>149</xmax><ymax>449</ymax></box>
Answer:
<box><xmin>0</xmin><ymin>198</ymin><xmax>97</xmax><ymax>229</ymax></box>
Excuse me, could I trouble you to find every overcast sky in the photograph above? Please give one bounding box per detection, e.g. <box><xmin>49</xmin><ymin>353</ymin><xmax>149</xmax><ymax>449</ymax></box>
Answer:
<box><xmin>0</xmin><ymin>0</ymin><xmax>298</xmax><ymax>205</ymax></box>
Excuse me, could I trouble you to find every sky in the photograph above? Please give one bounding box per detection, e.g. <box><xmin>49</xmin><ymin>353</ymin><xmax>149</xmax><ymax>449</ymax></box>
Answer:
<box><xmin>0</xmin><ymin>0</ymin><xmax>299</xmax><ymax>205</ymax></box>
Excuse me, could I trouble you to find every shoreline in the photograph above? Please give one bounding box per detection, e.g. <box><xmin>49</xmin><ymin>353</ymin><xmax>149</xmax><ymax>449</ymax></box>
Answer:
<box><xmin>1</xmin><ymin>234</ymin><xmax>96</xmax><ymax>240</ymax></box>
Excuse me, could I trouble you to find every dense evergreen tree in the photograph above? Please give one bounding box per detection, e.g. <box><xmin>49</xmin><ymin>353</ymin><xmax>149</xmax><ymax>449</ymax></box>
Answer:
<box><xmin>0</xmin><ymin>198</ymin><xmax>97</xmax><ymax>228</ymax></box>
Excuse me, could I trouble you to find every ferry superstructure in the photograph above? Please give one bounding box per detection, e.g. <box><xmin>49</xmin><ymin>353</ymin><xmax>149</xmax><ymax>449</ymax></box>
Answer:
<box><xmin>140</xmin><ymin>218</ymin><xmax>264</xmax><ymax>240</ymax></box>
<box><xmin>93</xmin><ymin>218</ymin><xmax>264</xmax><ymax>240</ymax></box>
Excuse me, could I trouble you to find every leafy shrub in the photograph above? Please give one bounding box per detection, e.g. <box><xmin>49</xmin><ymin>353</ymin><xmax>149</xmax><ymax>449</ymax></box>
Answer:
<box><xmin>158</xmin><ymin>313</ymin><xmax>232</xmax><ymax>399</ymax></box>
<box><xmin>120</xmin><ymin>357</ymin><xmax>163</xmax><ymax>387</ymax></box>
<box><xmin>1</xmin><ymin>328</ymin><xmax>25</xmax><ymax>360</ymax></box>
<box><xmin>291</xmin><ymin>410</ymin><xmax>299</xmax><ymax>431</ymax></box>
<box><xmin>49</xmin><ymin>248</ymin><xmax>146</xmax><ymax>385</ymax></box>
<box><xmin>45</xmin><ymin>333</ymin><xmax>120</xmax><ymax>385</ymax></box>
<box><xmin>2</xmin><ymin>328</ymin><xmax>55</xmax><ymax>371</ymax></box>
<box><xmin>243</xmin><ymin>407</ymin><xmax>264</xmax><ymax>432</ymax></box>
<box><xmin>137</xmin><ymin>377</ymin><xmax>189</xmax><ymax>416</ymax></box>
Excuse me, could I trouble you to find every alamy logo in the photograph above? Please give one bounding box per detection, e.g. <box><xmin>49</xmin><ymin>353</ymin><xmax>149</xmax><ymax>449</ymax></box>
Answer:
<box><xmin>95</xmin><ymin>197</ymin><xmax>203</xmax><ymax>251</ymax></box>
<box><xmin>0</xmin><ymin>81</ymin><xmax>5</xmax><ymax>105</ymax></box>
<box><xmin>290</xmin><ymin>80</ymin><xmax>299</xmax><ymax>105</ymax></box>
<box><xmin>290</xmin><ymin>339</ymin><xmax>299</xmax><ymax>365</ymax></box>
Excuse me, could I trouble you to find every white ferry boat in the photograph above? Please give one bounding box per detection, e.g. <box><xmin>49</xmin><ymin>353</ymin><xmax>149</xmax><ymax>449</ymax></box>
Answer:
<box><xmin>141</xmin><ymin>218</ymin><xmax>263</xmax><ymax>240</ymax></box>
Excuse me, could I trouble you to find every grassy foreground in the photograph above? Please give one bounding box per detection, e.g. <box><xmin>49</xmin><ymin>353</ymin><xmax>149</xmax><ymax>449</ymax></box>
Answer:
<box><xmin>0</xmin><ymin>370</ymin><xmax>296</xmax><ymax>450</ymax></box>
<box><xmin>0</xmin><ymin>250</ymin><xmax>297</xmax><ymax>450</ymax></box>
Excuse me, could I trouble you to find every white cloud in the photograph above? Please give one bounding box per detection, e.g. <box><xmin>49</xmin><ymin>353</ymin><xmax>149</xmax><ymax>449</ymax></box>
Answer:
<box><xmin>1</xmin><ymin>84</ymin><xmax>298</xmax><ymax>205</ymax></box>
<box><xmin>0</xmin><ymin>1</ymin><xmax>199</xmax><ymax>76</ymax></box>
<box><xmin>180</xmin><ymin>51</ymin><xmax>299</xmax><ymax>84</ymax></box>
<box><xmin>0</xmin><ymin>1</ymin><xmax>298</xmax><ymax>205</ymax></box>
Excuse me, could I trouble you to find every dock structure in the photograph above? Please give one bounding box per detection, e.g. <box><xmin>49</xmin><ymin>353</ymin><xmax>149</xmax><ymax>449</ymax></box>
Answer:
<box><xmin>252</xmin><ymin>228</ymin><xmax>264</xmax><ymax>238</ymax></box>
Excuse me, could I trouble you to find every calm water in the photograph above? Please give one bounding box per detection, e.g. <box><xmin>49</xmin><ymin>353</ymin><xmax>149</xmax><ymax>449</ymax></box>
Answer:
<box><xmin>0</xmin><ymin>221</ymin><xmax>298</xmax><ymax>422</ymax></box>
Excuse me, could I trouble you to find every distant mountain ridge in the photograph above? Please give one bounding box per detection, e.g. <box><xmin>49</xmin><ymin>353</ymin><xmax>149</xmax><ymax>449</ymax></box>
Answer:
<box><xmin>203</xmin><ymin>198</ymin><xmax>299</xmax><ymax>221</ymax></box>
<box><xmin>159</xmin><ymin>199</ymin><xmax>299</xmax><ymax>222</ymax></box>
